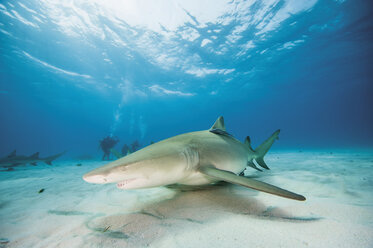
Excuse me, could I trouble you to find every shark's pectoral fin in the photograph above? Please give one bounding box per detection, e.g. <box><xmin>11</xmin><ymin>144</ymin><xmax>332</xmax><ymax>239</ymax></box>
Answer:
<box><xmin>198</xmin><ymin>166</ymin><xmax>306</xmax><ymax>201</ymax></box>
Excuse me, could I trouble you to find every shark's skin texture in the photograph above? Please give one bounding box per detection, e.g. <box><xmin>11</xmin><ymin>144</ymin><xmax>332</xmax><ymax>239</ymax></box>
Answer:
<box><xmin>83</xmin><ymin>117</ymin><xmax>306</xmax><ymax>201</ymax></box>
<box><xmin>0</xmin><ymin>150</ymin><xmax>64</xmax><ymax>168</ymax></box>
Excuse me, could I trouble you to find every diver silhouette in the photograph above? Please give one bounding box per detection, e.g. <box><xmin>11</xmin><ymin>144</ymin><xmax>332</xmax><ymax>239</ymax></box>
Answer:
<box><xmin>99</xmin><ymin>136</ymin><xmax>119</xmax><ymax>160</ymax></box>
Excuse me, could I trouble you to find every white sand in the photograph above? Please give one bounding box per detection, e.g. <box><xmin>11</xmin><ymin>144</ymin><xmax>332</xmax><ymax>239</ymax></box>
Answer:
<box><xmin>0</xmin><ymin>151</ymin><xmax>372</xmax><ymax>248</ymax></box>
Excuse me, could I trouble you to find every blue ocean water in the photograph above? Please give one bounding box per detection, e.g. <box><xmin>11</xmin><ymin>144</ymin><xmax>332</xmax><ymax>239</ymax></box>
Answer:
<box><xmin>0</xmin><ymin>0</ymin><xmax>372</xmax><ymax>157</ymax></box>
<box><xmin>0</xmin><ymin>1</ymin><xmax>373</xmax><ymax>247</ymax></box>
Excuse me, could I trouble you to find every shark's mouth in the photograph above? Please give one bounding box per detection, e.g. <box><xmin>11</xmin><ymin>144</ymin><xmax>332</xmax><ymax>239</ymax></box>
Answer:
<box><xmin>116</xmin><ymin>178</ymin><xmax>138</xmax><ymax>189</ymax></box>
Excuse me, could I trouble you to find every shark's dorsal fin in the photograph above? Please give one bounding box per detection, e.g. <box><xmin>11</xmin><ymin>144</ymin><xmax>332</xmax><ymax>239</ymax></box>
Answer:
<box><xmin>8</xmin><ymin>150</ymin><xmax>16</xmax><ymax>158</ymax></box>
<box><xmin>30</xmin><ymin>152</ymin><xmax>39</xmax><ymax>159</ymax></box>
<box><xmin>209</xmin><ymin>116</ymin><xmax>232</xmax><ymax>136</ymax></box>
<box><xmin>210</xmin><ymin>116</ymin><xmax>226</xmax><ymax>131</ymax></box>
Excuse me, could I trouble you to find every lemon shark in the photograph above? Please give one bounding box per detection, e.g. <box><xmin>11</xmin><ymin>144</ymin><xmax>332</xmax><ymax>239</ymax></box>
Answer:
<box><xmin>0</xmin><ymin>150</ymin><xmax>65</xmax><ymax>168</ymax></box>
<box><xmin>83</xmin><ymin>117</ymin><xmax>305</xmax><ymax>201</ymax></box>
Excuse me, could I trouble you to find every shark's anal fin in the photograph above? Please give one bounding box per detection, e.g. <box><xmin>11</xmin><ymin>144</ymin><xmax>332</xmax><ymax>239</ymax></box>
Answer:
<box><xmin>247</xmin><ymin>160</ymin><xmax>263</xmax><ymax>172</ymax></box>
<box><xmin>199</xmin><ymin>166</ymin><xmax>306</xmax><ymax>201</ymax></box>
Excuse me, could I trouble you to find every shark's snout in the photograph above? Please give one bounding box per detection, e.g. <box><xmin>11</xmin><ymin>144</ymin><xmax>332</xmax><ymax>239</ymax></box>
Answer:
<box><xmin>83</xmin><ymin>173</ymin><xmax>107</xmax><ymax>184</ymax></box>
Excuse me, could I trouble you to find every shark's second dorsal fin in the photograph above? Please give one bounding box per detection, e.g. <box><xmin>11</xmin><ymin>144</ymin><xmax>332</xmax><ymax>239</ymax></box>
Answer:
<box><xmin>209</xmin><ymin>116</ymin><xmax>233</xmax><ymax>136</ymax></box>
<box><xmin>244</xmin><ymin>136</ymin><xmax>254</xmax><ymax>152</ymax></box>
<box><xmin>30</xmin><ymin>152</ymin><xmax>39</xmax><ymax>159</ymax></box>
<box><xmin>8</xmin><ymin>150</ymin><xmax>16</xmax><ymax>158</ymax></box>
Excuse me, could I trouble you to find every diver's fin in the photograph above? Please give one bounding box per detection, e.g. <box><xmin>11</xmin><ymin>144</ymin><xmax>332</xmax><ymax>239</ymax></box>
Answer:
<box><xmin>247</xmin><ymin>160</ymin><xmax>262</xmax><ymax>172</ymax></box>
<box><xmin>8</xmin><ymin>150</ymin><xmax>16</xmax><ymax>158</ymax></box>
<box><xmin>244</xmin><ymin>136</ymin><xmax>254</xmax><ymax>152</ymax></box>
<box><xmin>254</xmin><ymin>129</ymin><xmax>280</xmax><ymax>170</ymax></box>
<box><xmin>110</xmin><ymin>148</ymin><xmax>123</xmax><ymax>159</ymax></box>
<box><xmin>198</xmin><ymin>166</ymin><xmax>305</xmax><ymax>201</ymax></box>
<box><xmin>30</xmin><ymin>152</ymin><xmax>39</xmax><ymax>159</ymax></box>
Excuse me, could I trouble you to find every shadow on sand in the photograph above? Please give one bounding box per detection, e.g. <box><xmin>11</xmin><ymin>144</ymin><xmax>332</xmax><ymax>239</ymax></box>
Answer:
<box><xmin>84</xmin><ymin>183</ymin><xmax>320</xmax><ymax>247</ymax></box>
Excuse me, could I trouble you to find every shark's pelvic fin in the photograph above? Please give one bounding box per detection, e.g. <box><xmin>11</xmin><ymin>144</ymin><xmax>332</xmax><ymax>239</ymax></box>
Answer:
<box><xmin>199</xmin><ymin>165</ymin><xmax>305</xmax><ymax>201</ymax></box>
<box><xmin>8</xmin><ymin>150</ymin><xmax>16</xmax><ymax>158</ymax></box>
<box><xmin>247</xmin><ymin>160</ymin><xmax>262</xmax><ymax>172</ymax></box>
<box><xmin>253</xmin><ymin>129</ymin><xmax>280</xmax><ymax>170</ymax></box>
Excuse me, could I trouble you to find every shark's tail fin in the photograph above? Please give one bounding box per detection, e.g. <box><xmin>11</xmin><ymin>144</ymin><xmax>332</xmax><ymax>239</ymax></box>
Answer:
<box><xmin>44</xmin><ymin>152</ymin><xmax>65</xmax><ymax>165</ymax></box>
<box><xmin>253</xmin><ymin>130</ymin><xmax>280</xmax><ymax>170</ymax></box>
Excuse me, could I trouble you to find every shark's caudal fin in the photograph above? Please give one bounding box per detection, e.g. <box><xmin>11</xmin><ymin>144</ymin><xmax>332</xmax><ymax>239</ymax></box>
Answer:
<box><xmin>44</xmin><ymin>152</ymin><xmax>65</xmax><ymax>165</ymax></box>
<box><xmin>199</xmin><ymin>166</ymin><xmax>305</xmax><ymax>201</ymax></box>
<box><xmin>252</xmin><ymin>130</ymin><xmax>280</xmax><ymax>170</ymax></box>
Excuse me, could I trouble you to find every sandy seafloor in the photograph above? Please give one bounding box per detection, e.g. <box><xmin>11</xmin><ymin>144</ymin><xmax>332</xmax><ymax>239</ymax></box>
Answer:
<box><xmin>0</xmin><ymin>151</ymin><xmax>373</xmax><ymax>248</ymax></box>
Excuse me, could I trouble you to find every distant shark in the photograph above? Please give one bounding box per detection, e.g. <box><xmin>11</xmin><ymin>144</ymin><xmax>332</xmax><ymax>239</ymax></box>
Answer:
<box><xmin>83</xmin><ymin>117</ymin><xmax>305</xmax><ymax>201</ymax></box>
<box><xmin>0</xmin><ymin>150</ymin><xmax>65</xmax><ymax>168</ymax></box>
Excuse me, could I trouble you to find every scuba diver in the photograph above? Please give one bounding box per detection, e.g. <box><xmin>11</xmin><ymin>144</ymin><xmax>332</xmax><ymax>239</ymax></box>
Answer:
<box><xmin>121</xmin><ymin>144</ymin><xmax>130</xmax><ymax>156</ymax></box>
<box><xmin>130</xmin><ymin>140</ymin><xmax>140</xmax><ymax>153</ymax></box>
<box><xmin>99</xmin><ymin>136</ymin><xmax>119</xmax><ymax>160</ymax></box>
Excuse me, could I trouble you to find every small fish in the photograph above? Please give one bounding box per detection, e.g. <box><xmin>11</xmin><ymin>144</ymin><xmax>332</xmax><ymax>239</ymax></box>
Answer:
<box><xmin>38</xmin><ymin>189</ymin><xmax>45</xmax><ymax>193</ymax></box>
<box><xmin>76</xmin><ymin>163</ymin><xmax>82</xmax><ymax>166</ymax></box>
<box><xmin>103</xmin><ymin>226</ymin><xmax>111</xmax><ymax>232</ymax></box>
